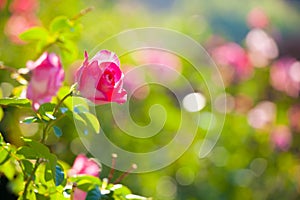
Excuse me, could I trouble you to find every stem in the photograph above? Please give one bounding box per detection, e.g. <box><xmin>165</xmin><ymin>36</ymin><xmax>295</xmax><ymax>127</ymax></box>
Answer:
<box><xmin>1</xmin><ymin>145</ymin><xmax>26</xmax><ymax>177</ymax></box>
<box><xmin>41</xmin><ymin>91</ymin><xmax>73</xmax><ymax>144</ymax></box>
<box><xmin>70</xmin><ymin>7</ymin><xmax>94</xmax><ymax>21</ymax></box>
<box><xmin>22</xmin><ymin>158</ymin><xmax>43</xmax><ymax>199</ymax></box>
<box><xmin>107</xmin><ymin>153</ymin><xmax>118</xmax><ymax>184</ymax></box>
<box><xmin>113</xmin><ymin>164</ymin><xmax>137</xmax><ymax>184</ymax></box>
<box><xmin>0</xmin><ymin>63</ymin><xmax>28</xmax><ymax>85</ymax></box>
<box><xmin>53</xmin><ymin>91</ymin><xmax>73</xmax><ymax>116</ymax></box>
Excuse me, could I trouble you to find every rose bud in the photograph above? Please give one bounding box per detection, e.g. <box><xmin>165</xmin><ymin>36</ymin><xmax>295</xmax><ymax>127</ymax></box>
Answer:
<box><xmin>75</xmin><ymin>50</ymin><xmax>127</xmax><ymax>104</ymax></box>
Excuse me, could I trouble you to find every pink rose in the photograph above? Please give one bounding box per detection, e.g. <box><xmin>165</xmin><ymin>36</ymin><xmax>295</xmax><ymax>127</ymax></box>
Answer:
<box><xmin>75</xmin><ymin>50</ymin><xmax>127</xmax><ymax>104</ymax></box>
<box><xmin>68</xmin><ymin>154</ymin><xmax>101</xmax><ymax>200</ymax></box>
<box><xmin>26</xmin><ymin>52</ymin><xmax>64</xmax><ymax>110</ymax></box>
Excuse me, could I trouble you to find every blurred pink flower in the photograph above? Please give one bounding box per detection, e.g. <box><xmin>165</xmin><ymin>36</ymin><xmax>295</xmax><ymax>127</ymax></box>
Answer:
<box><xmin>270</xmin><ymin>57</ymin><xmax>300</xmax><ymax>98</ymax></box>
<box><xmin>9</xmin><ymin>0</ymin><xmax>38</xmax><ymax>14</ymax></box>
<box><xmin>132</xmin><ymin>49</ymin><xmax>182</xmax><ymax>83</ymax></box>
<box><xmin>4</xmin><ymin>14</ymin><xmax>39</xmax><ymax>44</ymax></box>
<box><xmin>211</xmin><ymin>43</ymin><xmax>253</xmax><ymax>82</ymax></box>
<box><xmin>247</xmin><ymin>101</ymin><xmax>276</xmax><ymax>129</ymax></box>
<box><xmin>26</xmin><ymin>52</ymin><xmax>64</xmax><ymax>110</ymax></box>
<box><xmin>246</xmin><ymin>29</ymin><xmax>278</xmax><ymax>67</ymax></box>
<box><xmin>75</xmin><ymin>50</ymin><xmax>127</xmax><ymax>104</ymax></box>
<box><xmin>68</xmin><ymin>154</ymin><xmax>101</xmax><ymax>200</ymax></box>
<box><xmin>123</xmin><ymin>66</ymin><xmax>150</xmax><ymax>100</ymax></box>
<box><xmin>271</xmin><ymin>125</ymin><xmax>292</xmax><ymax>151</ymax></box>
<box><xmin>0</xmin><ymin>0</ymin><xmax>6</xmax><ymax>10</ymax></box>
<box><xmin>247</xmin><ymin>7</ymin><xmax>269</xmax><ymax>29</ymax></box>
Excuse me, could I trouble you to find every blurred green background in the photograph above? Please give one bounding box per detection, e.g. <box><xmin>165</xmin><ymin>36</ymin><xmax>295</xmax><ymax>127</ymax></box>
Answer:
<box><xmin>1</xmin><ymin>0</ymin><xmax>300</xmax><ymax>199</ymax></box>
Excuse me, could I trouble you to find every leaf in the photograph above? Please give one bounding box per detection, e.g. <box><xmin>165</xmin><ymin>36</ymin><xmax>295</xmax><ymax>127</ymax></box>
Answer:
<box><xmin>17</xmin><ymin>146</ymin><xmax>38</xmax><ymax>159</ymax></box>
<box><xmin>110</xmin><ymin>184</ymin><xmax>131</xmax><ymax>197</ymax></box>
<box><xmin>59</xmin><ymin>39</ymin><xmax>78</xmax><ymax>62</ymax></box>
<box><xmin>55</xmin><ymin>165</ymin><xmax>65</xmax><ymax>186</ymax></box>
<box><xmin>85</xmin><ymin>187</ymin><xmax>101</xmax><ymax>200</ymax></box>
<box><xmin>59</xmin><ymin>107</ymin><xmax>68</xmax><ymax>114</ymax></box>
<box><xmin>125</xmin><ymin>194</ymin><xmax>148</xmax><ymax>200</ymax></box>
<box><xmin>49</xmin><ymin>16</ymin><xmax>71</xmax><ymax>33</ymax></box>
<box><xmin>20</xmin><ymin>138</ymin><xmax>58</xmax><ymax>182</ymax></box>
<box><xmin>78</xmin><ymin>112</ymin><xmax>100</xmax><ymax>134</ymax></box>
<box><xmin>21</xmin><ymin>159</ymin><xmax>33</xmax><ymax>176</ymax></box>
<box><xmin>0</xmin><ymin>144</ymin><xmax>10</xmax><ymax>165</ymax></box>
<box><xmin>0</xmin><ymin>107</ymin><xmax>3</xmax><ymax>122</ymax></box>
<box><xmin>69</xmin><ymin>175</ymin><xmax>101</xmax><ymax>192</ymax></box>
<box><xmin>22</xmin><ymin>138</ymin><xmax>50</xmax><ymax>157</ymax></box>
<box><xmin>53</xmin><ymin>126</ymin><xmax>63</xmax><ymax>137</ymax></box>
<box><xmin>19</xmin><ymin>27</ymin><xmax>49</xmax><ymax>41</ymax></box>
<box><xmin>38</xmin><ymin>103</ymin><xmax>56</xmax><ymax>116</ymax></box>
<box><xmin>21</xmin><ymin>116</ymin><xmax>40</xmax><ymax>124</ymax></box>
<box><xmin>0</xmin><ymin>98</ymin><xmax>30</xmax><ymax>106</ymax></box>
<box><xmin>35</xmin><ymin>193</ymin><xmax>50</xmax><ymax>200</ymax></box>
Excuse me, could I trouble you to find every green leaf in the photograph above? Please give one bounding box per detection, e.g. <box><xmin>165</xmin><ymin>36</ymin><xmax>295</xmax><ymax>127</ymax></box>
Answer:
<box><xmin>125</xmin><ymin>194</ymin><xmax>148</xmax><ymax>200</ymax></box>
<box><xmin>21</xmin><ymin>116</ymin><xmax>40</xmax><ymax>124</ymax></box>
<box><xmin>35</xmin><ymin>193</ymin><xmax>50</xmax><ymax>200</ymax></box>
<box><xmin>38</xmin><ymin>103</ymin><xmax>56</xmax><ymax>116</ymax></box>
<box><xmin>69</xmin><ymin>175</ymin><xmax>101</xmax><ymax>192</ymax></box>
<box><xmin>22</xmin><ymin>138</ymin><xmax>50</xmax><ymax>157</ymax></box>
<box><xmin>19</xmin><ymin>27</ymin><xmax>49</xmax><ymax>41</ymax></box>
<box><xmin>17</xmin><ymin>146</ymin><xmax>38</xmax><ymax>159</ymax></box>
<box><xmin>110</xmin><ymin>184</ymin><xmax>131</xmax><ymax>197</ymax></box>
<box><xmin>0</xmin><ymin>107</ymin><xmax>3</xmax><ymax>122</ymax></box>
<box><xmin>78</xmin><ymin>112</ymin><xmax>100</xmax><ymax>134</ymax></box>
<box><xmin>55</xmin><ymin>165</ymin><xmax>65</xmax><ymax>186</ymax></box>
<box><xmin>49</xmin><ymin>16</ymin><xmax>71</xmax><ymax>33</ymax></box>
<box><xmin>59</xmin><ymin>39</ymin><xmax>78</xmax><ymax>62</ymax></box>
<box><xmin>0</xmin><ymin>98</ymin><xmax>30</xmax><ymax>106</ymax></box>
<box><xmin>21</xmin><ymin>159</ymin><xmax>33</xmax><ymax>176</ymax></box>
<box><xmin>0</xmin><ymin>132</ymin><xmax>3</xmax><ymax>143</ymax></box>
<box><xmin>0</xmin><ymin>144</ymin><xmax>10</xmax><ymax>165</ymax></box>
<box><xmin>86</xmin><ymin>187</ymin><xmax>101</xmax><ymax>200</ymax></box>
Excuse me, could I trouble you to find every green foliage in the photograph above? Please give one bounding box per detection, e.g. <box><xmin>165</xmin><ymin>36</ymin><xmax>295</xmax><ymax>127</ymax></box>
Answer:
<box><xmin>0</xmin><ymin>98</ymin><xmax>30</xmax><ymax>107</ymax></box>
<box><xmin>19</xmin><ymin>27</ymin><xmax>50</xmax><ymax>42</ymax></box>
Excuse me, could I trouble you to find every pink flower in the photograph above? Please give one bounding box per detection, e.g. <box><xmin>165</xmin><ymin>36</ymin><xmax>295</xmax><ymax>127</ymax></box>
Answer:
<box><xmin>4</xmin><ymin>14</ymin><xmax>39</xmax><ymax>44</ymax></box>
<box><xmin>211</xmin><ymin>42</ymin><xmax>253</xmax><ymax>82</ymax></box>
<box><xmin>9</xmin><ymin>0</ymin><xmax>38</xmax><ymax>14</ymax></box>
<box><xmin>247</xmin><ymin>7</ymin><xmax>269</xmax><ymax>29</ymax></box>
<box><xmin>26</xmin><ymin>52</ymin><xmax>64</xmax><ymax>110</ymax></box>
<box><xmin>271</xmin><ymin>126</ymin><xmax>292</xmax><ymax>151</ymax></box>
<box><xmin>75</xmin><ymin>50</ymin><xmax>127</xmax><ymax>104</ymax></box>
<box><xmin>68</xmin><ymin>154</ymin><xmax>101</xmax><ymax>200</ymax></box>
<box><xmin>0</xmin><ymin>0</ymin><xmax>6</xmax><ymax>10</ymax></box>
<box><xmin>270</xmin><ymin>57</ymin><xmax>300</xmax><ymax>98</ymax></box>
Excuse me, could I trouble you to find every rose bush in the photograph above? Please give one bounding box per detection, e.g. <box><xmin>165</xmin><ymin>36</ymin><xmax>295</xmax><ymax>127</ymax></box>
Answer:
<box><xmin>75</xmin><ymin>50</ymin><xmax>127</xmax><ymax>104</ymax></box>
<box><xmin>26</xmin><ymin>52</ymin><xmax>64</xmax><ymax>110</ymax></box>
